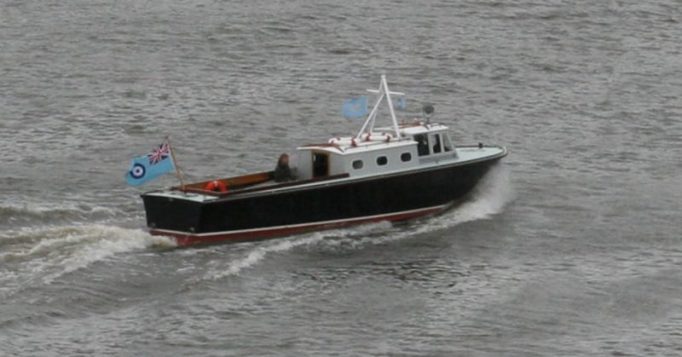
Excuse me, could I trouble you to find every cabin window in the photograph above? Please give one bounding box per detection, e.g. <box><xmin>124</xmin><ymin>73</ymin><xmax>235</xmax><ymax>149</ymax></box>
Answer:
<box><xmin>376</xmin><ymin>156</ymin><xmax>388</xmax><ymax>166</ymax></box>
<box><xmin>442</xmin><ymin>134</ymin><xmax>453</xmax><ymax>152</ymax></box>
<box><xmin>400</xmin><ymin>152</ymin><xmax>412</xmax><ymax>162</ymax></box>
<box><xmin>352</xmin><ymin>160</ymin><xmax>363</xmax><ymax>170</ymax></box>
<box><xmin>312</xmin><ymin>152</ymin><xmax>329</xmax><ymax>178</ymax></box>
<box><xmin>431</xmin><ymin>133</ymin><xmax>442</xmax><ymax>154</ymax></box>
<box><xmin>414</xmin><ymin>134</ymin><xmax>429</xmax><ymax>156</ymax></box>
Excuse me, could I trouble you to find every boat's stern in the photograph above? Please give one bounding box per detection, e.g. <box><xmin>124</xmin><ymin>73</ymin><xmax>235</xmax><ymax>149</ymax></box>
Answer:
<box><xmin>141</xmin><ymin>190</ymin><xmax>213</xmax><ymax>239</ymax></box>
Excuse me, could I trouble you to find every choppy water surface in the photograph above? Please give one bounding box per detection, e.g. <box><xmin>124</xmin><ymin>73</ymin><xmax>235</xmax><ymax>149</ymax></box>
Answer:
<box><xmin>1</xmin><ymin>0</ymin><xmax>681</xmax><ymax>355</ymax></box>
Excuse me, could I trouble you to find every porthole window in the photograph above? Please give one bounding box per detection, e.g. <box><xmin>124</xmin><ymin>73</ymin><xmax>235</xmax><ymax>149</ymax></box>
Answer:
<box><xmin>377</xmin><ymin>156</ymin><xmax>388</xmax><ymax>166</ymax></box>
<box><xmin>400</xmin><ymin>152</ymin><xmax>412</xmax><ymax>162</ymax></box>
<box><xmin>352</xmin><ymin>160</ymin><xmax>364</xmax><ymax>169</ymax></box>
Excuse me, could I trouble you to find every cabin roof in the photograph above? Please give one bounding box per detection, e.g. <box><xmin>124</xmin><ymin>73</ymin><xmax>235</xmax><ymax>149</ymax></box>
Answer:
<box><xmin>393</xmin><ymin>122</ymin><xmax>449</xmax><ymax>136</ymax></box>
<box><xmin>297</xmin><ymin>138</ymin><xmax>414</xmax><ymax>155</ymax></box>
<box><xmin>297</xmin><ymin>121</ymin><xmax>450</xmax><ymax>155</ymax></box>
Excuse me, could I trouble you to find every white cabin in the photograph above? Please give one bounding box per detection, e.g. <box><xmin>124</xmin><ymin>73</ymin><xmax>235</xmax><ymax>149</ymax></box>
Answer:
<box><xmin>291</xmin><ymin>75</ymin><xmax>466</xmax><ymax>181</ymax></box>
<box><xmin>293</xmin><ymin>122</ymin><xmax>459</xmax><ymax>180</ymax></box>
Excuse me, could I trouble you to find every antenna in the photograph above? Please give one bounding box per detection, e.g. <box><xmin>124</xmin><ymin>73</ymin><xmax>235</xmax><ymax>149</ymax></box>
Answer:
<box><xmin>422</xmin><ymin>103</ymin><xmax>434</xmax><ymax>125</ymax></box>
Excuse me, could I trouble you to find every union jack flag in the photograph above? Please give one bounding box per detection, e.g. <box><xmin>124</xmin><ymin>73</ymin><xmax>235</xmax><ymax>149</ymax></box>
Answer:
<box><xmin>148</xmin><ymin>141</ymin><xmax>171</xmax><ymax>165</ymax></box>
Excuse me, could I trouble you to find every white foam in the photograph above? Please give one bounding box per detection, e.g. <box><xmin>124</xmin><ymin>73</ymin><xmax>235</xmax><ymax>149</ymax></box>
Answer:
<box><xmin>0</xmin><ymin>224</ymin><xmax>176</xmax><ymax>294</ymax></box>
<box><xmin>434</xmin><ymin>163</ymin><xmax>516</xmax><ymax>227</ymax></box>
<box><xmin>203</xmin><ymin>233</ymin><xmax>329</xmax><ymax>280</ymax></box>
<box><xmin>198</xmin><ymin>223</ymin><xmax>393</xmax><ymax>282</ymax></box>
<box><xmin>42</xmin><ymin>225</ymin><xmax>175</xmax><ymax>283</ymax></box>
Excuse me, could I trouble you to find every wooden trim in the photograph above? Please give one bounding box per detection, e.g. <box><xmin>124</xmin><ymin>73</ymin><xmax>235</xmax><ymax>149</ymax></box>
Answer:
<box><xmin>174</xmin><ymin>171</ymin><xmax>273</xmax><ymax>196</ymax></box>
<box><xmin>175</xmin><ymin>173</ymin><xmax>350</xmax><ymax>197</ymax></box>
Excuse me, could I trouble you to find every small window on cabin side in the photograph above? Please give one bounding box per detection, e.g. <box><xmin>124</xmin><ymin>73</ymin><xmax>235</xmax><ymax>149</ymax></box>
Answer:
<box><xmin>352</xmin><ymin>160</ymin><xmax>363</xmax><ymax>169</ymax></box>
<box><xmin>432</xmin><ymin>134</ymin><xmax>442</xmax><ymax>154</ymax></box>
<box><xmin>442</xmin><ymin>134</ymin><xmax>453</xmax><ymax>152</ymax></box>
<box><xmin>415</xmin><ymin>134</ymin><xmax>429</xmax><ymax>156</ymax></box>
<box><xmin>377</xmin><ymin>156</ymin><xmax>388</xmax><ymax>166</ymax></box>
<box><xmin>401</xmin><ymin>152</ymin><xmax>412</xmax><ymax>162</ymax></box>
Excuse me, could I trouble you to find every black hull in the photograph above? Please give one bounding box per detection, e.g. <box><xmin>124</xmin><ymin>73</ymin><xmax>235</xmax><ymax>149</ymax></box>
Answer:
<box><xmin>142</xmin><ymin>157</ymin><xmax>502</xmax><ymax>245</ymax></box>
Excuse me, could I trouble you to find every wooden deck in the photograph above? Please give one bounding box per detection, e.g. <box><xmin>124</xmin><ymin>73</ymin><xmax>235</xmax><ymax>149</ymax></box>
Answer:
<box><xmin>174</xmin><ymin>172</ymin><xmax>350</xmax><ymax>197</ymax></box>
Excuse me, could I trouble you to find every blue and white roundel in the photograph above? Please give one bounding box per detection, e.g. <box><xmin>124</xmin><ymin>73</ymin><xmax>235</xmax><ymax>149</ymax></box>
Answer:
<box><xmin>130</xmin><ymin>163</ymin><xmax>146</xmax><ymax>179</ymax></box>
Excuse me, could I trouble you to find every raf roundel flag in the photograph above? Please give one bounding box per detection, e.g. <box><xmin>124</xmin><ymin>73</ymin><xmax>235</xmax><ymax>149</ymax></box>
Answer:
<box><xmin>342</xmin><ymin>96</ymin><xmax>368</xmax><ymax>119</ymax></box>
<box><xmin>126</xmin><ymin>141</ymin><xmax>176</xmax><ymax>186</ymax></box>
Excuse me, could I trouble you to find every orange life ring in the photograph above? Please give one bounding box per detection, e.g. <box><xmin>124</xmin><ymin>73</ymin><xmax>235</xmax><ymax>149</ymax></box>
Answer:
<box><xmin>204</xmin><ymin>180</ymin><xmax>228</xmax><ymax>193</ymax></box>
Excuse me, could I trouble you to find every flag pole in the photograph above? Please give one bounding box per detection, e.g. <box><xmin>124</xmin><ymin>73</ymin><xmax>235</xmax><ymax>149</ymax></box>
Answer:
<box><xmin>166</xmin><ymin>136</ymin><xmax>185</xmax><ymax>190</ymax></box>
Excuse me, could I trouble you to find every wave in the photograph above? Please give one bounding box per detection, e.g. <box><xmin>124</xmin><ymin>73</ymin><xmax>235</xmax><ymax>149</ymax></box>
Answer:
<box><xmin>0</xmin><ymin>224</ymin><xmax>175</xmax><ymax>297</ymax></box>
<box><xmin>0</xmin><ymin>201</ymin><xmax>122</xmax><ymax>229</ymax></box>
<box><xmin>199</xmin><ymin>164</ymin><xmax>515</xmax><ymax>281</ymax></box>
<box><xmin>197</xmin><ymin>223</ymin><xmax>395</xmax><ymax>282</ymax></box>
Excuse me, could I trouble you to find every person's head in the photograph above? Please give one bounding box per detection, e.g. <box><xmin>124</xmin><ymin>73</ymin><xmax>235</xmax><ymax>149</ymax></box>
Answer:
<box><xmin>278</xmin><ymin>153</ymin><xmax>289</xmax><ymax>166</ymax></box>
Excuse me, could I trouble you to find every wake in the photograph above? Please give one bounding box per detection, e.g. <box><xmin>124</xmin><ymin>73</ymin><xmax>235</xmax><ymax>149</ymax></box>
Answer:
<box><xmin>0</xmin><ymin>224</ymin><xmax>175</xmax><ymax>297</ymax></box>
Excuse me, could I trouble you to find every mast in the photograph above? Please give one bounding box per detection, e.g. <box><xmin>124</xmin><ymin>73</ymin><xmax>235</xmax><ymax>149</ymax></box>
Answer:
<box><xmin>382</xmin><ymin>75</ymin><xmax>401</xmax><ymax>139</ymax></box>
<box><xmin>354</xmin><ymin>75</ymin><xmax>405</xmax><ymax>140</ymax></box>
<box><xmin>166</xmin><ymin>136</ymin><xmax>185</xmax><ymax>190</ymax></box>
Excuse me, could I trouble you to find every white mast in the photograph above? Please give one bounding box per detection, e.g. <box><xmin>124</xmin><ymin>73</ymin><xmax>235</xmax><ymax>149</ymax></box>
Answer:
<box><xmin>354</xmin><ymin>75</ymin><xmax>405</xmax><ymax>140</ymax></box>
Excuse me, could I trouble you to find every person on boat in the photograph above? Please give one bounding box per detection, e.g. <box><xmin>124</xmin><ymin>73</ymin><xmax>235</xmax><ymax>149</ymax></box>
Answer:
<box><xmin>273</xmin><ymin>153</ymin><xmax>294</xmax><ymax>182</ymax></box>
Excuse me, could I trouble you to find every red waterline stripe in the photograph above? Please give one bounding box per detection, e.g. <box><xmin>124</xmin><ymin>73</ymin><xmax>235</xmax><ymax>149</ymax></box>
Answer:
<box><xmin>150</xmin><ymin>205</ymin><xmax>447</xmax><ymax>247</ymax></box>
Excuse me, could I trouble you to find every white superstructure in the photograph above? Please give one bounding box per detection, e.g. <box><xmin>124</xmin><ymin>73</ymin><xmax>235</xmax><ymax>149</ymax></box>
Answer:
<box><xmin>293</xmin><ymin>75</ymin><xmax>473</xmax><ymax>180</ymax></box>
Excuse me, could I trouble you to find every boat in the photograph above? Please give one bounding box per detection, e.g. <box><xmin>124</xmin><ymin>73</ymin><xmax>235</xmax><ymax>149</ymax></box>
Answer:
<box><xmin>141</xmin><ymin>75</ymin><xmax>507</xmax><ymax>246</ymax></box>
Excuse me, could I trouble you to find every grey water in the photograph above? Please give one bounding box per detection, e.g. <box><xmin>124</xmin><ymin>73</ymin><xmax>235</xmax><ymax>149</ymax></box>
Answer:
<box><xmin>1</xmin><ymin>0</ymin><xmax>681</xmax><ymax>355</ymax></box>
